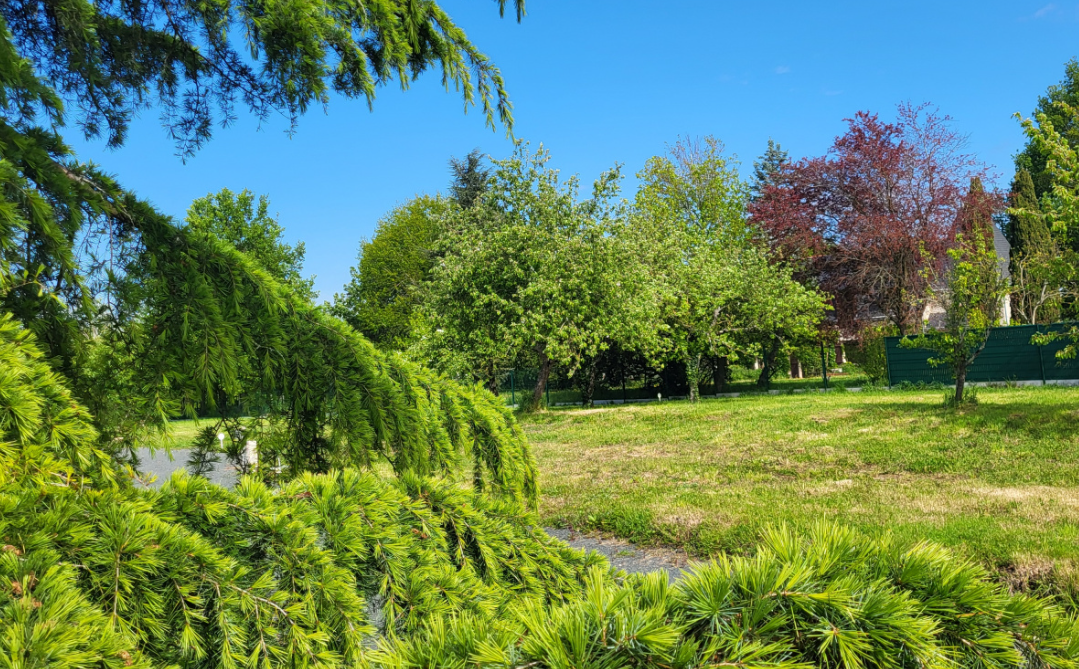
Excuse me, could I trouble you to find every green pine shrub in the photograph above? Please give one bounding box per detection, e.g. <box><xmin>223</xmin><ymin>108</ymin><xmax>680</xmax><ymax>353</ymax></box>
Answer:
<box><xmin>374</xmin><ymin>523</ymin><xmax>1079</xmax><ymax>669</ymax></box>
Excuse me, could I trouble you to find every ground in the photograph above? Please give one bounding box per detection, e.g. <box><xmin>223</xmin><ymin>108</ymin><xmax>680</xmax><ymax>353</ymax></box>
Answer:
<box><xmin>147</xmin><ymin>385</ymin><xmax>1079</xmax><ymax>591</ymax></box>
<box><xmin>522</xmin><ymin>385</ymin><xmax>1079</xmax><ymax>590</ymax></box>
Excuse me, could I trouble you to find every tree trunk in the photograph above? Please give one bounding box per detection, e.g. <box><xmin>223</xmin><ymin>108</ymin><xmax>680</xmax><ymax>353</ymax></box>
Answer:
<box><xmin>954</xmin><ymin>369</ymin><xmax>966</xmax><ymax>405</ymax></box>
<box><xmin>583</xmin><ymin>363</ymin><xmax>598</xmax><ymax>408</ymax></box>
<box><xmin>757</xmin><ymin>339</ymin><xmax>781</xmax><ymax>388</ymax></box>
<box><xmin>532</xmin><ymin>350</ymin><xmax>551</xmax><ymax>410</ymax></box>
<box><xmin>686</xmin><ymin>354</ymin><xmax>702</xmax><ymax>402</ymax></box>
<box><xmin>712</xmin><ymin>356</ymin><xmax>729</xmax><ymax>394</ymax></box>
<box><xmin>483</xmin><ymin>363</ymin><xmax>501</xmax><ymax>395</ymax></box>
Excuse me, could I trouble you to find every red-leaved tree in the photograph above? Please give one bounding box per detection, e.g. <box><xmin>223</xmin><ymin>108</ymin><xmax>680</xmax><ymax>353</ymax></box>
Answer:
<box><xmin>750</xmin><ymin>103</ymin><xmax>994</xmax><ymax>335</ymax></box>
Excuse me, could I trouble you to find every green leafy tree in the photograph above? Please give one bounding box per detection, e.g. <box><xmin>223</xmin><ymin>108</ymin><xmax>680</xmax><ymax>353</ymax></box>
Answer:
<box><xmin>1016</xmin><ymin>103</ymin><xmax>1079</xmax><ymax>357</ymax></box>
<box><xmin>422</xmin><ymin>143</ymin><xmax>636</xmax><ymax>410</ymax></box>
<box><xmin>1015</xmin><ymin>59</ymin><xmax>1079</xmax><ymax>221</ymax></box>
<box><xmin>1007</xmin><ymin>161</ymin><xmax>1071</xmax><ymax>327</ymax></box>
<box><xmin>901</xmin><ymin>232</ymin><xmax>1009</xmax><ymax>406</ymax></box>
<box><xmin>186</xmin><ymin>188</ymin><xmax>316</xmax><ymax>300</ymax></box>
<box><xmin>332</xmin><ymin>196</ymin><xmax>450</xmax><ymax>350</ymax></box>
<box><xmin>634</xmin><ymin>136</ymin><xmax>754</xmax><ymax>246</ymax></box>
<box><xmin>633</xmin><ymin>137</ymin><xmax>825</xmax><ymax>398</ymax></box>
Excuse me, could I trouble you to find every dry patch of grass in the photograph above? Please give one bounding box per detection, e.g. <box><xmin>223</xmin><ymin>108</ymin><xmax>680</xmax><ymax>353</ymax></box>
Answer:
<box><xmin>524</xmin><ymin>386</ymin><xmax>1079</xmax><ymax>577</ymax></box>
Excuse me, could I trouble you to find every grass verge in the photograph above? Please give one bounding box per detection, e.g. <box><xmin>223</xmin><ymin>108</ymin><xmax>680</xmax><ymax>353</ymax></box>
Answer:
<box><xmin>522</xmin><ymin>385</ymin><xmax>1079</xmax><ymax>596</ymax></box>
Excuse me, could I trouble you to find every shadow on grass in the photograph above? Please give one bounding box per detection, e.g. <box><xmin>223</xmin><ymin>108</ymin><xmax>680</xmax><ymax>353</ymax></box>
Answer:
<box><xmin>865</xmin><ymin>397</ymin><xmax>1079</xmax><ymax>443</ymax></box>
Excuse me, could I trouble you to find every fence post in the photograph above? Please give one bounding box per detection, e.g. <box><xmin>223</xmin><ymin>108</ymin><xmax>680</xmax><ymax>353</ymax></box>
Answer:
<box><xmin>884</xmin><ymin>338</ymin><xmax>893</xmax><ymax>388</ymax></box>
<box><xmin>1038</xmin><ymin>326</ymin><xmax>1047</xmax><ymax>385</ymax></box>
<box><xmin>820</xmin><ymin>340</ymin><xmax>829</xmax><ymax>389</ymax></box>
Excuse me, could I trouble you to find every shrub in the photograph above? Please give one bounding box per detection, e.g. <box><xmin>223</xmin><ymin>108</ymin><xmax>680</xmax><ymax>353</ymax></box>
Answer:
<box><xmin>847</xmin><ymin>325</ymin><xmax>897</xmax><ymax>384</ymax></box>
<box><xmin>373</xmin><ymin>523</ymin><xmax>1079</xmax><ymax>669</ymax></box>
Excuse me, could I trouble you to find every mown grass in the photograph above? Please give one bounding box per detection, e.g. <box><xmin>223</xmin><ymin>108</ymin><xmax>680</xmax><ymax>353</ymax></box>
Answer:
<box><xmin>155</xmin><ymin>419</ymin><xmax>211</xmax><ymax>449</ymax></box>
<box><xmin>522</xmin><ymin>385</ymin><xmax>1079</xmax><ymax>592</ymax></box>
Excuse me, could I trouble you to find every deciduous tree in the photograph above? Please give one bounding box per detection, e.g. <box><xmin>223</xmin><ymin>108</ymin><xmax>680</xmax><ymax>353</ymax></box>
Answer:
<box><xmin>633</xmin><ymin>138</ymin><xmax>826</xmax><ymax>399</ymax></box>
<box><xmin>333</xmin><ymin>196</ymin><xmax>450</xmax><ymax>350</ymax></box>
<box><xmin>901</xmin><ymin>230</ymin><xmax>1009</xmax><ymax>406</ymax></box>
<box><xmin>186</xmin><ymin>188</ymin><xmax>315</xmax><ymax>300</ymax></box>
<box><xmin>751</xmin><ymin>103</ymin><xmax>991</xmax><ymax>335</ymax></box>
<box><xmin>422</xmin><ymin>144</ymin><xmax>636</xmax><ymax>410</ymax></box>
<box><xmin>1015</xmin><ymin>58</ymin><xmax>1079</xmax><ymax>223</ymax></box>
<box><xmin>1015</xmin><ymin>103</ymin><xmax>1079</xmax><ymax>356</ymax></box>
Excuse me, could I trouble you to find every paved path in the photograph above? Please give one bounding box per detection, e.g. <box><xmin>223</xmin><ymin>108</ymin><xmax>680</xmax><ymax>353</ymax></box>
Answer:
<box><xmin>134</xmin><ymin>448</ymin><xmax>239</xmax><ymax>489</ymax></box>
<box><xmin>135</xmin><ymin>449</ymin><xmax>689</xmax><ymax>579</ymax></box>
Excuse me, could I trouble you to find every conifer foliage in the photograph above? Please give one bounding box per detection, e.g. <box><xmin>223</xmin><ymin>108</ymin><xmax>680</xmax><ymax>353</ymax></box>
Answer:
<box><xmin>374</xmin><ymin>524</ymin><xmax>1079</xmax><ymax>669</ymax></box>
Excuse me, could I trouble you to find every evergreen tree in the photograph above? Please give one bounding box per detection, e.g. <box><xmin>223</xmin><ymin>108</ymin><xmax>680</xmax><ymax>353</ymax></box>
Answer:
<box><xmin>1</xmin><ymin>0</ymin><xmax>521</xmax><ymax>158</ymax></box>
<box><xmin>448</xmin><ymin>149</ymin><xmax>492</xmax><ymax>208</ymax></box>
<box><xmin>0</xmin><ymin>0</ymin><xmax>538</xmax><ymax>485</ymax></box>
<box><xmin>750</xmin><ymin>138</ymin><xmax>789</xmax><ymax>199</ymax></box>
<box><xmin>1008</xmin><ymin>168</ymin><xmax>1053</xmax><ymax>258</ymax></box>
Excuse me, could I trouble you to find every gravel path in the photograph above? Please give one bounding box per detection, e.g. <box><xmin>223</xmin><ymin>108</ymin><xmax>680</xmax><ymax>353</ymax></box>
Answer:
<box><xmin>545</xmin><ymin>528</ymin><xmax>689</xmax><ymax>580</ymax></box>
<box><xmin>134</xmin><ymin>448</ymin><xmax>239</xmax><ymax>489</ymax></box>
<box><xmin>135</xmin><ymin>449</ymin><xmax>690</xmax><ymax>579</ymax></box>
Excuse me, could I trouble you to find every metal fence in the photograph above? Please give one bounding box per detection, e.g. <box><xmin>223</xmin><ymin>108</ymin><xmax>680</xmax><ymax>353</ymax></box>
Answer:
<box><xmin>885</xmin><ymin>323</ymin><xmax>1079</xmax><ymax>386</ymax></box>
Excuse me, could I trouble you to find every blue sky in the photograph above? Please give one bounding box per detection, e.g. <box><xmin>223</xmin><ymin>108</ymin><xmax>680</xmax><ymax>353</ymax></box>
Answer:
<box><xmin>69</xmin><ymin>1</ymin><xmax>1079</xmax><ymax>300</ymax></box>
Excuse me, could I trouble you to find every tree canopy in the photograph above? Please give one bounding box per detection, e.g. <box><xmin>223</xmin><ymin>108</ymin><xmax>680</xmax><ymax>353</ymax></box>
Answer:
<box><xmin>333</xmin><ymin>196</ymin><xmax>449</xmax><ymax>350</ymax></box>
<box><xmin>420</xmin><ymin>143</ymin><xmax>634</xmax><ymax>408</ymax></box>
<box><xmin>633</xmin><ymin>137</ymin><xmax>827</xmax><ymax>398</ymax></box>
<box><xmin>1015</xmin><ymin>58</ymin><xmax>1079</xmax><ymax>212</ymax></box>
<box><xmin>186</xmin><ymin>188</ymin><xmax>316</xmax><ymax>299</ymax></box>
<box><xmin>750</xmin><ymin>103</ymin><xmax>994</xmax><ymax>335</ymax></box>
<box><xmin>2</xmin><ymin>0</ymin><xmax>522</xmax><ymax>157</ymax></box>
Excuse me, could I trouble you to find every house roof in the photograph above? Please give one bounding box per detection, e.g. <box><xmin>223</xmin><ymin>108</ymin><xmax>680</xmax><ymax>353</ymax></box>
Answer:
<box><xmin>993</xmin><ymin>224</ymin><xmax>1011</xmax><ymax>280</ymax></box>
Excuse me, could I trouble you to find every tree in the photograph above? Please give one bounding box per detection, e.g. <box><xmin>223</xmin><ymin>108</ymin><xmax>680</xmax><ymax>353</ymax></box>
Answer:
<box><xmin>1015</xmin><ymin>102</ymin><xmax>1079</xmax><ymax>356</ymax></box>
<box><xmin>332</xmin><ymin>196</ymin><xmax>449</xmax><ymax>350</ymax></box>
<box><xmin>2</xmin><ymin>0</ymin><xmax>522</xmax><ymax>158</ymax></box>
<box><xmin>0</xmin><ymin>0</ymin><xmax>538</xmax><ymax>483</ymax></box>
<box><xmin>901</xmin><ymin>229</ymin><xmax>1009</xmax><ymax>406</ymax></box>
<box><xmin>1015</xmin><ymin>59</ymin><xmax>1079</xmax><ymax>217</ymax></box>
<box><xmin>750</xmin><ymin>138</ymin><xmax>789</xmax><ymax>200</ymax></box>
<box><xmin>751</xmin><ymin>103</ymin><xmax>991</xmax><ymax>335</ymax></box>
<box><xmin>634</xmin><ymin>136</ymin><xmax>754</xmax><ymax>246</ymax></box>
<box><xmin>1012</xmin><ymin>251</ymin><xmax>1071</xmax><ymax>324</ymax></box>
<box><xmin>422</xmin><ymin>143</ymin><xmax>635</xmax><ymax>409</ymax></box>
<box><xmin>1007</xmin><ymin>169</ymin><xmax>1065</xmax><ymax>324</ymax></box>
<box><xmin>1007</xmin><ymin>169</ymin><xmax>1053</xmax><ymax>255</ymax></box>
<box><xmin>186</xmin><ymin>188</ymin><xmax>316</xmax><ymax>300</ymax></box>
<box><xmin>633</xmin><ymin>138</ymin><xmax>826</xmax><ymax>399</ymax></box>
<box><xmin>449</xmin><ymin>149</ymin><xmax>492</xmax><ymax>208</ymax></box>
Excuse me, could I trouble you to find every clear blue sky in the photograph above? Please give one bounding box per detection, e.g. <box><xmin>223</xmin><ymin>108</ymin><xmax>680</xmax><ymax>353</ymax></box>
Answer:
<box><xmin>69</xmin><ymin>1</ymin><xmax>1079</xmax><ymax>301</ymax></box>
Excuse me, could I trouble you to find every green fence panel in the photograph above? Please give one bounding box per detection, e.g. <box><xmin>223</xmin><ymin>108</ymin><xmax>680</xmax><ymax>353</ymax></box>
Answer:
<box><xmin>885</xmin><ymin>323</ymin><xmax>1079</xmax><ymax>386</ymax></box>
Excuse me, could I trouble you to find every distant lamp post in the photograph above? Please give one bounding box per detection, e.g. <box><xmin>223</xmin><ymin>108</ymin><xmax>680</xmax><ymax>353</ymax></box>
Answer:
<box><xmin>217</xmin><ymin>432</ymin><xmax>225</xmax><ymax>451</ymax></box>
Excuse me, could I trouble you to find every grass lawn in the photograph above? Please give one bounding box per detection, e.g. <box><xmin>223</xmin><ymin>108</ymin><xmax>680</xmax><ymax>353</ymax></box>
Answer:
<box><xmin>522</xmin><ymin>385</ymin><xmax>1079</xmax><ymax>590</ymax></box>
<box><xmin>156</xmin><ymin>419</ymin><xmax>211</xmax><ymax>449</ymax></box>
